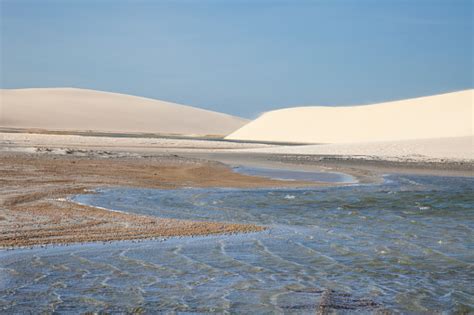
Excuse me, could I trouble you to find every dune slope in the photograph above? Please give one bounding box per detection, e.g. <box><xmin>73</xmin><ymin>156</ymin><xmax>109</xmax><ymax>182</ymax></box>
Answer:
<box><xmin>0</xmin><ymin>88</ymin><xmax>248</xmax><ymax>136</ymax></box>
<box><xmin>226</xmin><ymin>90</ymin><xmax>473</xmax><ymax>143</ymax></box>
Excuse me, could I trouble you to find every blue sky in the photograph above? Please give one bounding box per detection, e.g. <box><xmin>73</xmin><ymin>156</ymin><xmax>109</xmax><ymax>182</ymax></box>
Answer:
<box><xmin>1</xmin><ymin>0</ymin><xmax>472</xmax><ymax>118</ymax></box>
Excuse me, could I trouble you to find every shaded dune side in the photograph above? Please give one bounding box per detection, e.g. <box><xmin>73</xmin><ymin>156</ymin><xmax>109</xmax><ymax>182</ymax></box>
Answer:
<box><xmin>0</xmin><ymin>88</ymin><xmax>248</xmax><ymax>136</ymax></box>
<box><xmin>226</xmin><ymin>90</ymin><xmax>473</xmax><ymax>144</ymax></box>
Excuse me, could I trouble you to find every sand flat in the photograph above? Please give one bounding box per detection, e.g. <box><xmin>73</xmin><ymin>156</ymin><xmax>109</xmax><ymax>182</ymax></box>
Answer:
<box><xmin>0</xmin><ymin>88</ymin><xmax>248</xmax><ymax>136</ymax></box>
<box><xmin>0</xmin><ymin>131</ymin><xmax>274</xmax><ymax>152</ymax></box>
<box><xmin>236</xmin><ymin>136</ymin><xmax>474</xmax><ymax>163</ymax></box>
<box><xmin>226</xmin><ymin>90</ymin><xmax>473</xmax><ymax>143</ymax></box>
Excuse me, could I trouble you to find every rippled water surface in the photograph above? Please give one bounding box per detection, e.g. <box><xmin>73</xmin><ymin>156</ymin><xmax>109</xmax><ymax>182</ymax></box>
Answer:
<box><xmin>1</xmin><ymin>175</ymin><xmax>473</xmax><ymax>313</ymax></box>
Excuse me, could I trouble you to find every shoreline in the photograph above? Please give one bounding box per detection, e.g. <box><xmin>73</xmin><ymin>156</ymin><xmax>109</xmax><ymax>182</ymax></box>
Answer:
<box><xmin>0</xmin><ymin>150</ymin><xmax>320</xmax><ymax>249</ymax></box>
<box><xmin>179</xmin><ymin>151</ymin><xmax>473</xmax><ymax>183</ymax></box>
<box><xmin>1</xmin><ymin>132</ymin><xmax>472</xmax><ymax>249</ymax></box>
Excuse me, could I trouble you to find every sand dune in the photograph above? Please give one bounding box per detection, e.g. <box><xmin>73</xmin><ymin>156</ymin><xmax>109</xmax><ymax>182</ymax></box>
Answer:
<box><xmin>226</xmin><ymin>90</ymin><xmax>473</xmax><ymax>143</ymax></box>
<box><xmin>0</xmin><ymin>88</ymin><xmax>248</xmax><ymax>137</ymax></box>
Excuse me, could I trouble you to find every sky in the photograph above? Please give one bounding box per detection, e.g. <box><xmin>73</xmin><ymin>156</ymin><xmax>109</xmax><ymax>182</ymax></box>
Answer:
<box><xmin>1</xmin><ymin>0</ymin><xmax>472</xmax><ymax>118</ymax></box>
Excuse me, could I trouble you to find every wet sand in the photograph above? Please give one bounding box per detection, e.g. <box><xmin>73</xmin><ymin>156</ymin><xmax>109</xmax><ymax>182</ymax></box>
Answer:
<box><xmin>0</xmin><ymin>150</ymin><xmax>319</xmax><ymax>248</ymax></box>
<box><xmin>179</xmin><ymin>151</ymin><xmax>473</xmax><ymax>184</ymax></box>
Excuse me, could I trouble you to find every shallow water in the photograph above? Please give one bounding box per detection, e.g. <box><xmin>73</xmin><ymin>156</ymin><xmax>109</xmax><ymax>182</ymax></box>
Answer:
<box><xmin>233</xmin><ymin>166</ymin><xmax>356</xmax><ymax>183</ymax></box>
<box><xmin>1</xmin><ymin>175</ymin><xmax>473</xmax><ymax>313</ymax></box>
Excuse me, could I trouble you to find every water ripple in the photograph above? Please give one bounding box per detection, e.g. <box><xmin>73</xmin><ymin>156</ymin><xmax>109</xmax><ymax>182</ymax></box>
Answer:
<box><xmin>1</xmin><ymin>174</ymin><xmax>473</xmax><ymax>313</ymax></box>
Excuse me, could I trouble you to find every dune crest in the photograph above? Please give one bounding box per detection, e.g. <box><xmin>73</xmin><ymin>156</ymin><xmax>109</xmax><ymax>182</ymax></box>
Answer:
<box><xmin>226</xmin><ymin>90</ymin><xmax>473</xmax><ymax>143</ymax></box>
<box><xmin>0</xmin><ymin>88</ymin><xmax>248</xmax><ymax>137</ymax></box>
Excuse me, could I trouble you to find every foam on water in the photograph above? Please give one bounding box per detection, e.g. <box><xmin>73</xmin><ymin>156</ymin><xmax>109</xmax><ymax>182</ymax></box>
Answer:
<box><xmin>1</xmin><ymin>174</ymin><xmax>473</xmax><ymax>313</ymax></box>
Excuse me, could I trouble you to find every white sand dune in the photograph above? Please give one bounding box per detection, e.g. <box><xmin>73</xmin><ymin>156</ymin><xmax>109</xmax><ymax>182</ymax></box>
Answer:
<box><xmin>0</xmin><ymin>88</ymin><xmax>248</xmax><ymax>137</ymax></box>
<box><xmin>238</xmin><ymin>136</ymin><xmax>474</xmax><ymax>162</ymax></box>
<box><xmin>226</xmin><ymin>90</ymin><xmax>473</xmax><ymax>144</ymax></box>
